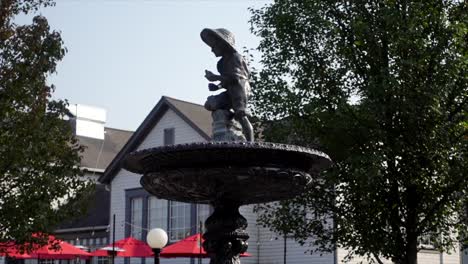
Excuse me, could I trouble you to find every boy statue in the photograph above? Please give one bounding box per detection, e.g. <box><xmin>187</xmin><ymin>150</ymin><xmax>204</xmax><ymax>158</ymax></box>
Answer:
<box><xmin>201</xmin><ymin>28</ymin><xmax>254</xmax><ymax>142</ymax></box>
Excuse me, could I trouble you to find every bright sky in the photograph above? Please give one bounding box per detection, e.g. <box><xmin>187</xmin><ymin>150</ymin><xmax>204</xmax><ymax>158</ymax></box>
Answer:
<box><xmin>17</xmin><ymin>0</ymin><xmax>270</xmax><ymax>131</ymax></box>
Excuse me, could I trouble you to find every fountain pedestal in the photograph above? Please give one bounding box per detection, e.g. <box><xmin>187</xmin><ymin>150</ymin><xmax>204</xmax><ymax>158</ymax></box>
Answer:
<box><xmin>203</xmin><ymin>201</ymin><xmax>248</xmax><ymax>264</ymax></box>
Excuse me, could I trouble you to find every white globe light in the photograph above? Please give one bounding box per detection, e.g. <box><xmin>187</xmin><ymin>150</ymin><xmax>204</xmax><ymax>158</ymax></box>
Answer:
<box><xmin>146</xmin><ymin>228</ymin><xmax>168</xmax><ymax>249</ymax></box>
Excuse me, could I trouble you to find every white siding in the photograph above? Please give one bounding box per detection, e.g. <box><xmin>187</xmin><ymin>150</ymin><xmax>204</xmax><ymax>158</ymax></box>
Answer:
<box><xmin>255</xmin><ymin>225</ymin><xmax>334</xmax><ymax>264</ymax></box>
<box><xmin>241</xmin><ymin>205</ymin><xmax>260</xmax><ymax>264</ymax></box>
<box><xmin>337</xmin><ymin>247</ymin><xmax>461</xmax><ymax>264</ymax></box>
<box><xmin>336</xmin><ymin>248</ymin><xmax>393</xmax><ymax>264</ymax></box>
<box><xmin>136</xmin><ymin>108</ymin><xmax>206</xmax><ymax>150</ymax></box>
<box><xmin>109</xmin><ymin>169</ymin><xmax>142</xmax><ymax>264</ymax></box>
<box><xmin>109</xmin><ymin>169</ymin><xmax>141</xmax><ymax>241</ymax></box>
<box><xmin>241</xmin><ymin>204</ymin><xmax>333</xmax><ymax>264</ymax></box>
<box><xmin>417</xmin><ymin>249</ymin><xmax>460</xmax><ymax>264</ymax></box>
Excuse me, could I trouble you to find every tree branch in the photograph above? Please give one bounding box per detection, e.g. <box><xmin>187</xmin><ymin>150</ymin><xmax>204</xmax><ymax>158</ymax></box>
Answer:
<box><xmin>372</xmin><ymin>253</ymin><xmax>384</xmax><ymax>264</ymax></box>
<box><xmin>448</xmin><ymin>95</ymin><xmax>468</xmax><ymax>123</ymax></box>
<box><xmin>0</xmin><ymin>0</ymin><xmax>14</xmax><ymax>29</ymax></box>
<box><xmin>417</xmin><ymin>173</ymin><xmax>468</xmax><ymax>233</ymax></box>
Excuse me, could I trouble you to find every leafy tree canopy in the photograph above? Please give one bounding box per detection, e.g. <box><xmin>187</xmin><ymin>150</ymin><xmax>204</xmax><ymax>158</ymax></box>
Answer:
<box><xmin>249</xmin><ymin>0</ymin><xmax>467</xmax><ymax>263</ymax></box>
<box><xmin>0</xmin><ymin>0</ymin><xmax>91</xmax><ymax>251</ymax></box>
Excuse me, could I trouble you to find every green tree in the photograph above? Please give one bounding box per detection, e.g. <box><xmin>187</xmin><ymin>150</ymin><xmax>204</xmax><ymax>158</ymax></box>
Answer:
<box><xmin>249</xmin><ymin>0</ymin><xmax>467</xmax><ymax>263</ymax></box>
<box><xmin>0</xmin><ymin>0</ymin><xmax>91</xmax><ymax>250</ymax></box>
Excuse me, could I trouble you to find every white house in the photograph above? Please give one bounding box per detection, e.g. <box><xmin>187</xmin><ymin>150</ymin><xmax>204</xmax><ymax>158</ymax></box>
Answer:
<box><xmin>98</xmin><ymin>96</ymin><xmax>461</xmax><ymax>264</ymax></box>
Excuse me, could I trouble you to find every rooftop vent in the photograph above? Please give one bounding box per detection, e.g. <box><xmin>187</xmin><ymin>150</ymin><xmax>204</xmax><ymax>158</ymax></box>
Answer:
<box><xmin>68</xmin><ymin>104</ymin><xmax>106</xmax><ymax>140</ymax></box>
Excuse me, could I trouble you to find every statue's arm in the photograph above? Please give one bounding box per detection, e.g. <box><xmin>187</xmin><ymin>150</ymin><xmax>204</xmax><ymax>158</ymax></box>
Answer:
<box><xmin>205</xmin><ymin>70</ymin><xmax>224</xmax><ymax>82</ymax></box>
<box><xmin>208</xmin><ymin>83</ymin><xmax>221</xmax><ymax>91</ymax></box>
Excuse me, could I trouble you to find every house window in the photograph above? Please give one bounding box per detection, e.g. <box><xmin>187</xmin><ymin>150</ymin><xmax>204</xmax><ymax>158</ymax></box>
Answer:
<box><xmin>39</xmin><ymin>260</ymin><xmax>55</xmax><ymax>264</ymax></box>
<box><xmin>97</xmin><ymin>257</ymin><xmax>109</xmax><ymax>264</ymax></box>
<box><xmin>147</xmin><ymin>197</ymin><xmax>191</xmax><ymax>241</ymax></box>
<box><xmin>130</xmin><ymin>197</ymin><xmax>143</xmax><ymax>239</ymax></box>
<box><xmin>169</xmin><ymin>201</ymin><xmax>191</xmax><ymax>241</ymax></box>
<box><xmin>127</xmin><ymin>189</ymin><xmax>194</xmax><ymax>243</ymax></box>
<box><xmin>148</xmin><ymin>197</ymin><xmax>168</xmax><ymax>230</ymax></box>
<box><xmin>419</xmin><ymin>233</ymin><xmax>437</xmax><ymax>249</ymax></box>
<box><xmin>164</xmin><ymin>128</ymin><xmax>175</xmax><ymax>145</ymax></box>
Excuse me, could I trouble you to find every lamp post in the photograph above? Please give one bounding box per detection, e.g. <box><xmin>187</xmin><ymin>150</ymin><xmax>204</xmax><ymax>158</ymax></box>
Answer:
<box><xmin>146</xmin><ymin>228</ymin><xmax>168</xmax><ymax>264</ymax></box>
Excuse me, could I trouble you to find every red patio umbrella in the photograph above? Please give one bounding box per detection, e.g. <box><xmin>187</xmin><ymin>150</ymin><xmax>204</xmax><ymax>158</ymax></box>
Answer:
<box><xmin>0</xmin><ymin>242</ymin><xmax>32</xmax><ymax>259</ymax></box>
<box><xmin>0</xmin><ymin>236</ymin><xmax>91</xmax><ymax>260</ymax></box>
<box><xmin>160</xmin><ymin>233</ymin><xmax>251</xmax><ymax>258</ymax></box>
<box><xmin>31</xmin><ymin>236</ymin><xmax>92</xmax><ymax>259</ymax></box>
<box><xmin>91</xmin><ymin>237</ymin><xmax>153</xmax><ymax>258</ymax></box>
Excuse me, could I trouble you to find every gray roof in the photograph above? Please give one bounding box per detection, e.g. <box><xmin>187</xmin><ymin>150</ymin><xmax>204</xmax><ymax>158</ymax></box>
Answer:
<box><xmin>78</xmin><ymin>127</ymin><xmax>133</xmax><ymax>171</ymax></box>
<box><xmin>55</xmin><ymin>128</ymin><xmax>133</xmax><ymax>232</ymax></box>
<box><xmin>99</xmin><ymin>96</ymin><xmax>212</xmax><ymax>184</ymax></box>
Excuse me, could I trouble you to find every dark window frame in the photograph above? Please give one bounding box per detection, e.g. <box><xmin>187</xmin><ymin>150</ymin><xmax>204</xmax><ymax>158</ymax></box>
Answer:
<box><xmin>163</xmin><ymin>128</ymin><xmax>175</xmax><ymax>146</ymax></box>
<box><xmin>125</xmin><ymin>188</ymin><xmax>203</xmax><ymax>243</ymax></box>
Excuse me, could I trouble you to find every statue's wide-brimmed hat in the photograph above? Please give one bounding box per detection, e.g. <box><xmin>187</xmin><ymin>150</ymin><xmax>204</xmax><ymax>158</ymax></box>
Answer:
<box><xmin>200</xmin><ymin>28</ymin><xmax>236</xmax><ymax>52</ymax></box>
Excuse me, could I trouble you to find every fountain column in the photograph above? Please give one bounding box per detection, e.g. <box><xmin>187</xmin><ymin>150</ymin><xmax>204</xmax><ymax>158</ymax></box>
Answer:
<box><xmin>203</xmin><ymin>201</ymin><xmax>248</xmax><ymax>264</ymax></box>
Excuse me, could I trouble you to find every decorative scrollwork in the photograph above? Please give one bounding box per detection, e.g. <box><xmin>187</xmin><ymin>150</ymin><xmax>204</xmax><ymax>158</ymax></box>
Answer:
<box><xmin>139</xmin><ymin>166</ymin><xmax>314</xmax><ymax>205</ymax></box>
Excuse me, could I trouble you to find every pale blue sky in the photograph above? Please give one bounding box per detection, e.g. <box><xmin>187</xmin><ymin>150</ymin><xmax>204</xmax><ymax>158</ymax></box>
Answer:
<box><xmin>17</xmin><ymin>0</ymin><xmax>270</xmax><ymax>131</ymax></box>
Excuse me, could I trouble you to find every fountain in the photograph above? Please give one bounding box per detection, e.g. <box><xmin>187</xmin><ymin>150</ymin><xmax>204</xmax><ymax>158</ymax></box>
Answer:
<box><xmin>123</xmin><ymin>28</ymin><xmax>332</xmax><ymax>264</ymax></box>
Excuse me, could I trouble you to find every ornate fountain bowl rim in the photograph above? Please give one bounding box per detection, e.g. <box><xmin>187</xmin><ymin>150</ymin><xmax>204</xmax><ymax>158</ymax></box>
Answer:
<box><xmin>124</xmin><ymin>141</ymin><xmax>331</xmax><ymax>174</ymax></box>
<box><xmin>123</xmin><ymin>141</ymin><xmax>332</xmax><ymax>205</ymax></box>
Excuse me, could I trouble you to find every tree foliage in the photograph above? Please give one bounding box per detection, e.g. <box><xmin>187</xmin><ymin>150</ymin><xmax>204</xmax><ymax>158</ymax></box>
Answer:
<box><xmin>249</xmin><ymin>0</ymin><xmax>467</xmax><ymax>263</ymax></box>
<box><xmin>0</xmin><ymin>0</ymin><xmax>91</xmax><ymax>250</ymax></box>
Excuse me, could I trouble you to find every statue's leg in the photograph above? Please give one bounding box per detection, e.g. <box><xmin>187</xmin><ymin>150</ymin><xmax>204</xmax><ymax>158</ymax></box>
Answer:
<box><xmin>236</xmin><ymin>114</ymin><xmax>254</xmax><ymax>142</ymax></box>
<box><xmin>229</xmin><ymin>82</ymin><xmax>254</xmax><ymax>142</ymax></box>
